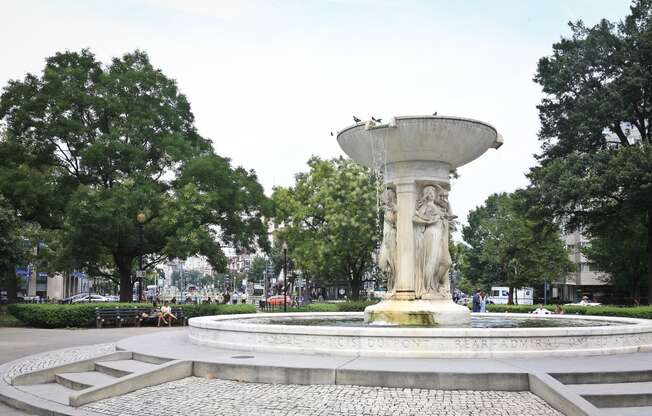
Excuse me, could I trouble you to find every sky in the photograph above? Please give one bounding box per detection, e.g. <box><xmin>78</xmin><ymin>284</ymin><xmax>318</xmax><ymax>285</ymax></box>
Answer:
<box><xmin>1</xmin><ymin>0</ymin><xmax>634</xmax><ymax>241</ymax></box>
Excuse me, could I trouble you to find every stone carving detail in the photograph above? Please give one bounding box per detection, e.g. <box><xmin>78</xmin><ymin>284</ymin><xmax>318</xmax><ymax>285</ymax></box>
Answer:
<box><xmin>378</xmin><ymin>188</ymin><xmax>397</xmax><ymax>293</ymax></box>
<box><xmin>413</xmin><ymin>184</ymin><xmax>455</xmax><ymax>299</ymax></box>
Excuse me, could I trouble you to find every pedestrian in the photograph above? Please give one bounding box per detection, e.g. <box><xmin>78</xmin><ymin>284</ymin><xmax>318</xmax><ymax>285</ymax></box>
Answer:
<box><xmin>472</xmin><ymin>290</ymin><xmax>481</xmax><ymax>312</ymax></box>
<box><xmin>479</xmin><ymin>290</ymin><xmax>487</xmax><ymax>313</ymax></box>
<box><xmin>532</xmin><ymin>304</ymin><xmax>551</xmax><ymax>315</ymax></box>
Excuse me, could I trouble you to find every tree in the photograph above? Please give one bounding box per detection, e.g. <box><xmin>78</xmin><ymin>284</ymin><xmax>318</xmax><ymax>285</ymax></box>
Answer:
<box><xmin>0</xmin><ymin>50</ymin><xmax>270</xmax><ymax>301</ymax></box>
<box><xmin>247</xmin><ymin>255</ymin><xmax>268</xmax><ymax>282</ymax></box>
<box><xmin>462</xmin><ymin>192</ymin><xmax>573</xmax><ymax>304</ymax></box>
<box><xmin>272</xmin><ymin>157</ymin><xmax>381</xmax><ymax>299</ymax></box>
<box><xmin>530</xmin><ymin>1</ymin><xmax>652</xmax><ymax>302</ymax></box>
<box><xmin>0</xmin><ymin>196</ymin><xmax>23</xmax><ymax>303</ymax></box>
<box><xmin>582</xmin><ymin>213</ymin><xmax>648</xmax><ymax>301</ymax></box>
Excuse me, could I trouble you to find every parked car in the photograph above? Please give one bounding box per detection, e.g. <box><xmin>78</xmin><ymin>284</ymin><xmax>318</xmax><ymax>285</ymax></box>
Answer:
<box><xmin>60</xmin><ymin>293</ymin><xmax>109</xmax><ymax>304</ymax></box>
<box><xmin>73</xmin><ymin>294</ymin><xmax>110</xmax><ymax>303</ymax></box>
<box><xmin>104</xmin><ymin>295</ymin><xmax>120</xmax><ymax>302</ymax></box>
<box><xmin>265</xmin><ymin>295</ymin><xmax>293</xmax><ymax>306</ymax></box>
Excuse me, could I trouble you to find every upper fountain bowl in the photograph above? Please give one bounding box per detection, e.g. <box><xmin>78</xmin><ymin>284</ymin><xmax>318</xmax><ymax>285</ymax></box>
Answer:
<box><xmin>337</xmin><ymin>116</ymin><xmax>502</xmax><ymax>169</ymax></box>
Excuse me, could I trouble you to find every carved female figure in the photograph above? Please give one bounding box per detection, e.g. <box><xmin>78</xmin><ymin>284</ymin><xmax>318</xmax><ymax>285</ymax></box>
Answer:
<box><xmin>377</xmin><ymin>188</ymin><xmax>397</xmax><ymax>293</ymax></box>
<box><xmin>413</xmin><ymin>185</ymin><xmax>453</xmax><ymax>299</ymax></box>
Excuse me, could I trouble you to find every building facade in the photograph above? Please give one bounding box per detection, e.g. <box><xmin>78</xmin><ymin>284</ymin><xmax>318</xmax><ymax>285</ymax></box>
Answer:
<box><xmin>554</xmin><ymin>231</ymin><xmax>610</xmax><ymax>302</ymax></box>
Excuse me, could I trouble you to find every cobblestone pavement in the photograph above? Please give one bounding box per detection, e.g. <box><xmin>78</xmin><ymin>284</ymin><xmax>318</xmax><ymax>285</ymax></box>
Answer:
<box><xmin>0</xmin><ymin>336</ymin><xmax>564</xmax><ymax>416</ymax></box>
<box><xmin>84</xmin><ymin>377</ymin><xmax>563</xmax><ymax>416</ymax></box>
<box><xmin>2</xmin><ymin>343</ymin><xmax>115</xmax><ymax>384</ymax></box>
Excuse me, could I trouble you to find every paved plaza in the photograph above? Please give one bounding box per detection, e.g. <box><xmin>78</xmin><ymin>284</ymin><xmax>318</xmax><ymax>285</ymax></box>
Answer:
<box><xmin>0</xmin><ymin>327</ymin><xmax>162</xmax><ymax>416</ymax></box>
<box><xmin>0</xmin><ymin>327</ymin><xmax>565</xmax><ymax>416</ymax></box>
<box><xmin>84</xmin><ymin>376</ymin><xmax>561</xmax><ymax>416</ymax></box>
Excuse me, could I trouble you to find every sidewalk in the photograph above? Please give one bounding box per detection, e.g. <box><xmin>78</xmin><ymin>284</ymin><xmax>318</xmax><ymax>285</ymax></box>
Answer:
<box><xmin>0</xmin><ymin>326</ymin><xmax>167</xmax><ymax>415</ymax></box>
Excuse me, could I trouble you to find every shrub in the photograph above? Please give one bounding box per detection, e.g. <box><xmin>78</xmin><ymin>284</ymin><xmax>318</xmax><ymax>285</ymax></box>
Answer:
<box><xmin>8</xmin><ymin>302</ymin><xmax>255</xmax><ymax>328</ymax></box>
<box><xmin>305</xmin><ymin>303</ymin><xmax>338</xmax><ymax>312</ymax></box>
<box><xmin>335</xmin><ymin>299</ymin><xmax>380</xmax><ymax>311</ymax></box>
<box><xmin>480</xmin><ymin>304</ymin><xmax>652</xmax><ymax>319</ymax></box>
<box><xmin>266</xmin><ymin>300</ymin><xmax>380</xmax><ymax>313</ymax></box>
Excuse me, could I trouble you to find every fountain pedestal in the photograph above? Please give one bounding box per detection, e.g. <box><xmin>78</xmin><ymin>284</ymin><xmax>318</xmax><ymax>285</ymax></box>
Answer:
<box><xmin>364</xmin><ymin>299</ymin><xmax>471</xmax><ymax>326</ymax></box>
<box><xmin>337</xmin><ymin>116</ymin><xmax>501</xmax><ymax>326</ymax></box>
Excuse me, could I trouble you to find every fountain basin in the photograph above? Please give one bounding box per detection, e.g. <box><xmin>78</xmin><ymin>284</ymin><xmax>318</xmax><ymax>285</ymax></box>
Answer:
<box><xmin>189</xmin><ymin>312</ymin><xmax>652</xmax><ymax>358</ymax></box>
<box><xmin>336</xmin><ymin>116</ymin><xmax>502</xmax><ymax>171</ymax></box>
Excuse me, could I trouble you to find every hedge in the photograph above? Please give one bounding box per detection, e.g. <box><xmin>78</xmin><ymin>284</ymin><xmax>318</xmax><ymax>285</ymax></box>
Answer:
<box><xmin>8</xmin><ymin>303</ymin><xmax>255</xmax><ymax>328</ymax></box>
<box><xmin>273</xmin><ymin>300</ymin><xmax>380</xmax><ymax>313</ymax></box>
<box><xmin>483</xmin><ymin>304</ymin><xmax>652</xmax><ymax>319</ymax></box>
<box><xmin>277</xmin><ymin>301</ymin><xmax>652</xmax><ymax>320</ymax></box>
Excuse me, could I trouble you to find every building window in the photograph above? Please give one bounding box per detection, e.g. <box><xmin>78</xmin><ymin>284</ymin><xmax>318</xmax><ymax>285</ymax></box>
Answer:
<box><xmin>580</xmin><ymin>262</ymin><xmax>598</xmax><ymax>272</ymax></box>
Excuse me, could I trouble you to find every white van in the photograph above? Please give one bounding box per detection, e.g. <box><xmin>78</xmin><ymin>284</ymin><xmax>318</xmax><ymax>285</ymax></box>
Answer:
<box><xmin>488</xmin><ymin>287</ymin><xmax>533</xmax><ymax>305</ymax></box>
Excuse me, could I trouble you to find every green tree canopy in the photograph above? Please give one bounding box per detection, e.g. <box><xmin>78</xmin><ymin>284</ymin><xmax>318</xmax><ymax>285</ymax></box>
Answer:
<box><xmin>462</xmin><ymin>192</ymin><xmax>573</xmax><ymax>303</ymax></box>
<box><xmin>247</xmin><ymin>255</ymin><xmax>268</xmax><ymax>282</ymax></box>
<box><xmin>530</xmin><ymin>0</ymin><xmax>652</xmax><ymax>302</ymax></box>
<box><xmin>0</xmin><ymin>49</ymin><xmax>270</xmax><ymax>301</ymax></box>
<box><xmin>272</xmin><ymin>157</ymin><xmax>381</xmax><ymax>299</ymax></box>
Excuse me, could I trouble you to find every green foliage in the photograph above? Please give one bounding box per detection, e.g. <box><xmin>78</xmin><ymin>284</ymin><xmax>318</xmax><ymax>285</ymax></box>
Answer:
<box><xmin>531</xmin><ymin>1</ymin><xmax>652</xmax><ymax>301</ymax></box>
<box><xmin>172</xmin><ymin>303</ymin><xmax>255</xmax><ymax>318</ymax></box>
<box><xmin>303</xmin><ymin>303</ymin><xmax>339</xmax><ymax>312</ymax></box>
<box><xmin>270</xmin><ymin>300</ymin><xmax>380</xmax><ymax>313</ymax></box>
<box><xmin>272</xmin><ymin>157</ymin><xmax>382</xmax><ymax>299</ymax></box>
<box><xmin>334</xmin><ymin>299</ymin><xmax>380</xmax><ymax>311</ymax></box>
<box><xmin>582</xmin><ymin>213</ymin><xmax>648</xmax><ymax>299</ymax></box>
<box><xmin>0</xmin><ymin>311</ymin><xmax>22</xmax><ymax>327</ymax></box>
<box><xmin>7</xmin><ymin>303</ymin><xmax>254</xmax><ymax>328</ymax></box>
<box><xmin>247</xmin><ymin>255</ymin><xmax>268</xmax><ymax>282</ymax></box>
<box><xmin>482</xmin><ymin>304</ymin><xmax>652</xmax><ymax>319</ymax></box>
<box><xmin>462</xmin><ymin>192</ymin><xmax>573</xmax><ymax>297</ymax></box>
<box><xmin>0</xmin><ymin>49</ymin><xmax>270</xmax><ymax>301</ymax></box>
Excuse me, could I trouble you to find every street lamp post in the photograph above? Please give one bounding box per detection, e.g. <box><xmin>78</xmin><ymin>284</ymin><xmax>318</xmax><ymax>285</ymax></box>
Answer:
<box><xmin>136</xmin><ymin>212</ymin><xmax>146</xmax><ymax>303</ymax></box>
<box><xmin>282</xmin><ymin>242</ymin><xmax>288</xmax><ymax>312</ymax></box>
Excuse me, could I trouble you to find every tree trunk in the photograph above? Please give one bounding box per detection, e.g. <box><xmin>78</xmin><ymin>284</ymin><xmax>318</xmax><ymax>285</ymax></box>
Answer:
<box><xmin>508</xmin><ymin>287</ymin><xmax>514</xmax><ymax>305</ymax></box>
<box><xmin>647</xmin><ymin>207</ymin><xmax>652</xmax><ymax>305</ymax></box>
<box><xmin>115</xmin><ymin>254</ymin><xmax>134</xmax><ymax>303</ymax></box>
<box><xmin>6</xmin><ymin>272</ymin><xmax>17</xmax><ymax>304</ymax></box>
<box><xmin>350</xmin><ymin>271</ymin><xmax>361</xmax><ymax>300</ymax></box>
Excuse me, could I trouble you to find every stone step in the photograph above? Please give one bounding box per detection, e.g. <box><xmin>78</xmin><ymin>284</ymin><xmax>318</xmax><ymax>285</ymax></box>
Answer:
<box><xmin>551</xmin><ymin>370</ymin><xmax>652</xmax><ymax>385</ymax></box>
<box><xmin>55</xmin><ymin>371</ymin><xmax>118</xmax><ymax>391</ymax></box>
<box><xmin>583</xmin><ymin>392</ymin><xmax>652</xmax><ymax>409</ymax></box>
<box><xmin>570</xmin><ymin>381</ymin><xmax>652</xmax><ymax>396</ymax></box>
<box><xmin>599</xmin><ymin>405</ymin><xmax>652</xmax><ymax>416</ymax></box>
<box><xmin>95</xmin><ymin>359</ymin><xmax>159</xmax><ymax>377</ymax></box>
<box><xmin>16</xmin><ymin>383</ymin><xmax>76</xmax><ymax>405</ymax></box>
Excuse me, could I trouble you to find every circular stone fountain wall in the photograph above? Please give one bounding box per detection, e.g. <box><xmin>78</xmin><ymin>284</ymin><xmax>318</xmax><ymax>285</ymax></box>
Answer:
<box><xmin>189</xmin><ymin>312</ymin><xmax>652</xmax><ymax>358</ymax></box>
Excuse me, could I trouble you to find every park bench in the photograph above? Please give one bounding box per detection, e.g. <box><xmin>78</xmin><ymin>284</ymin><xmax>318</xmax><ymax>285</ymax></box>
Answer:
<box><xmin>95</xmin><ymin>307</ymin><xmax>123</xmax><ymax>328</ymax></box>
<box><xmin>135</xmin><ymin>306</ymin><xmax>188</xmax><ymax>327</ymax></box>
<box><xmin>116</xmin><ymin>308</ymin><xmax>141</xmax><ymax>326</ymax></box>
<box><xmin>172</xmin><ymin>308</ymin><xmax>187</xmax><ymax>326</ymax></box>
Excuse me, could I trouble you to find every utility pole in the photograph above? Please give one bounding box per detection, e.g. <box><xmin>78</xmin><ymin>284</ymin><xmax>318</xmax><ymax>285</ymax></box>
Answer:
<box><xmin>282</xmin><ymin>242</ymin><xmax>288</xmax><ymax>312</ymax></box>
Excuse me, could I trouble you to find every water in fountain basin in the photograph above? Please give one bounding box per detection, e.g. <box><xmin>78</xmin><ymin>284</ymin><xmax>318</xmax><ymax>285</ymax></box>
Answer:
<box><xmin>250</xmin><ymin>316</ymin><xmax>631</xmax><ymax>328</ymax></box>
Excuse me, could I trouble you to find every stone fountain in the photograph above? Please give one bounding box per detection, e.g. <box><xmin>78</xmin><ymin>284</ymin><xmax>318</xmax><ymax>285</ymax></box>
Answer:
<box><xmin>186</xmin><ymin>115</ymin><xmax>652</xmax><ymax>358</ymax></box>
<box><xmin>337</xmin><ymin>115</ymin><xmax>502</xmax><ymax>326</ymax></box>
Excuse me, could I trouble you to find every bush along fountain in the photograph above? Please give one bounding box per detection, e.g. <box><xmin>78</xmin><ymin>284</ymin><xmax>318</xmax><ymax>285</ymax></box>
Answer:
<box><xmin>337</xmin><ymin>115</ymin><xmax>502</xmax><ymax>326</ymax></box>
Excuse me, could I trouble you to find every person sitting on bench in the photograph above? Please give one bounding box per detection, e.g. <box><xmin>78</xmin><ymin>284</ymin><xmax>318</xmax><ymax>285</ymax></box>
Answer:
<box><xmin>158</xmin><ymin>301</ymin><xmax>177</xmax><ymax>326</ymax></box>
